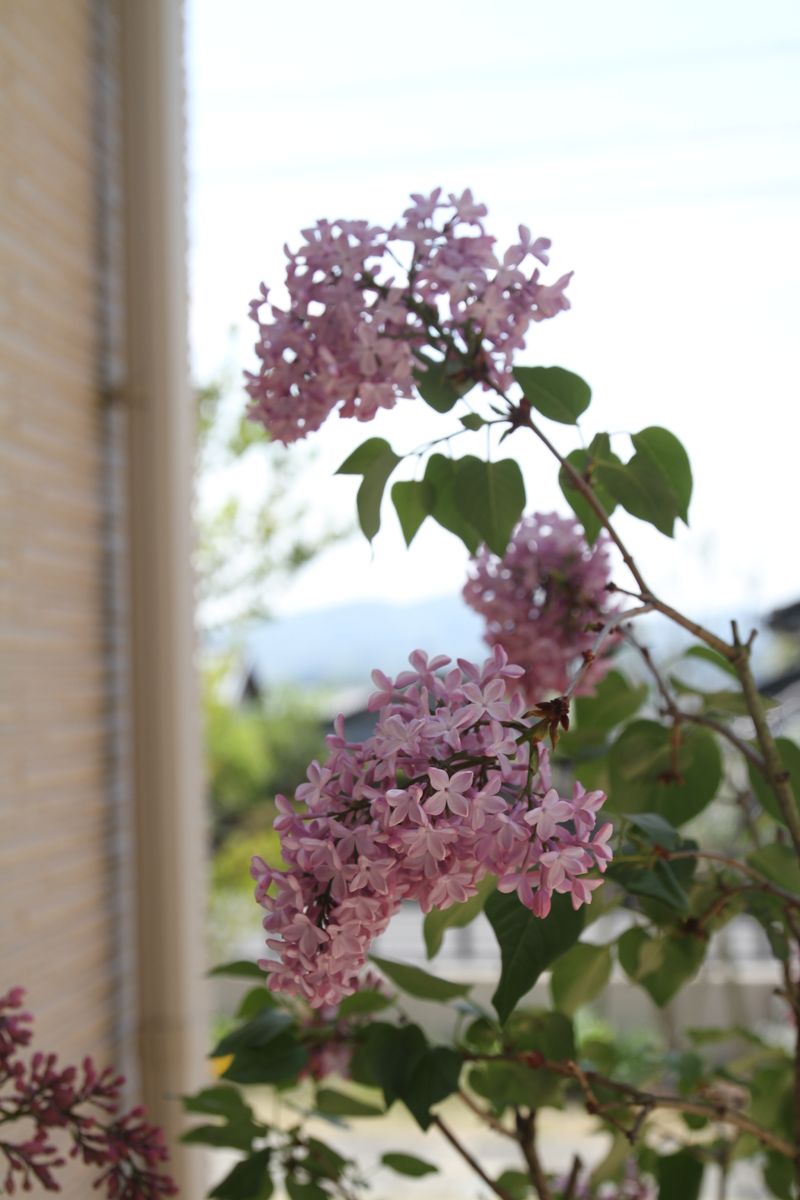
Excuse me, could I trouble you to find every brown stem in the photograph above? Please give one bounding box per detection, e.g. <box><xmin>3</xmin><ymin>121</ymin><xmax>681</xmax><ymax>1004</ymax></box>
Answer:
<box><xmin>457</xmin><ymin>1088</ymin><xmax>515</xmax><ymax>1139</ymax></box>
<box><xmin>519</xmin><ymin>415</ymin><xmax>732</xmax><ymax>656</ymax></box>
<box><xmin>515</xmin><ymin>1110</ymin><xmax>554</xmax><ymax>1200</ymax></box>
<box><xmin>623</xmin><ymin>629</ymin><xmax>767</xmax><ymax>774</ymax></box>
<box><xmin>467</xmin><ymin>1054</ymin><xmax>796</xmax><ymax>1159</ymax></box>
<box><xmin>562</xmin><ymin>1155</ymin><xmax>583</xmax><ymax>1200</ymax></box>
<box><xmin>729</xmin><ymin>626</ymin><xmax>800</xmax><ymax>859</ymax></box>
<box><xmin>432</xmin><ymin>1115</ymin><xmax>515</xmax><ymax>1200</ymax></box>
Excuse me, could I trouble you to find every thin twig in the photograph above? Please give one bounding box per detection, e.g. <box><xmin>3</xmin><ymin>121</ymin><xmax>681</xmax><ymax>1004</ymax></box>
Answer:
<box><xmin>467</xmin><ymin>1054</ymin><xmax>796</xmax><ymax>1159</ymax></box>
<box><xmin>432</xmin><ymin>1115</ymin><xmax>515</xmax><ymax>1200</ymax></box>
<box><xmin>729</xmin><ymin>624</ymin><xmax>800</xmax><ymax>859</ymax></box>
<box><xmin>564</xmin><ymin>604</ymin><xmax>654</xmax><ymax>700</ymax></box>
<box><xmin>457</xmin><ymin>1087</ymin><xmax>515</xmax><ymax>1139</ymax></box>
<box><xmin>515</xmin><ymin>1110</ymin><xmax>554</xmax><ymax>1200</ymax></box>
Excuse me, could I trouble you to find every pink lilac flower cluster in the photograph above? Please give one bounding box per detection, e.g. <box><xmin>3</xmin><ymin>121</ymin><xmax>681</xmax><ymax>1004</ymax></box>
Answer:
<box><xmin>251</xmin><ymin>647</ymin><xmax>611</xmax><ymax>1008</ymax></box>
<box><xmin>463</xmin><ymin>511</ymin><xmax>617</xmax><ymax>705</ymax></box>
<box><xmin>0</xmin><ymin>987</ymin><xmax>176</xmax><ymax>1198</ymax></box>
<box><xmin>245</xmin><ymin>188</ymin><xmax>572</xmax><ymax>444</ymax></box>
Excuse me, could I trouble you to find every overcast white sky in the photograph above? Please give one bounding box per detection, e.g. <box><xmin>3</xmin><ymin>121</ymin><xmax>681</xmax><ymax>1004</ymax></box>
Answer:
<box><xmin>187</xmin><ymin>1</ymin><xmax>800</xmax><ymax>625</ymax></box>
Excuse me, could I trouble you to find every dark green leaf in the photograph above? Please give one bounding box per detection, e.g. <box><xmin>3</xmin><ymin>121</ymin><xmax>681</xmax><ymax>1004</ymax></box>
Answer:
<box><xmin>381</xmin><ymin>1153</ymin><xmax>438</xmax><ymax>1178</ymax></box>
<box><xmin>222</xmin><ymin>1034</ymin><xmax>307</xmax><ymax>1084</ymax></box>
<box><xmin>596</xmin><ymin>427</ymin><xmax>692</xmax><ymax>537</ymax></box>
<box><xmin>657</xmin><ymin>1151</ymin><xmax>703</xmax><ymax>1200</ymax></box>
<box><xmin>564</xmin><ymin>671</ymin><xmax>648</xmax><ymax>751</ymax></box>
<box><xmin>236</xmin><ymin>987</ymin><xmax>277</xmax><ymax>1020</ymax></box>
<box><xmin>624</xmin><ymin>812</ymin><xmax>683</xmax><ymax>850</ymax></box>
<box><xmin>764</xmin><ymin>1151</ymin><xmax>794</xmax><ymax>1200</ymax></box>
<box><xmin>336</xmin><ymin>437</ymin><xmax>402</xmax><ymax>541</ymax></box>
<box><xmin>423</xmin><ymin>875</ymin><xmax>496</xmax><ymax>958</ymax></box>
<box><xmin>558</xmin><ymin>441</ymin><xmax>619</xmax><ymax>543</ymax></box>
<box><xmin>495</xmin><ymin>1170</ymin><xmax>534</xmax><ymax>1200</ymax></box>
<box><xmin>632</xmin><ymin>427</ymin><xmax>692</xmax><ymax>524</ymax></box>
<box><xmin>748</xmin><ymin>737</ymin><xmax>800</xmax><ymax>825</ymax></box>
<box><xmin>608</xmin><ymin>720</ymin><xmax>722</xmax><ymax>825</ymax></box>
<box><xmin>370</xmin><ymin>955</ymin><xmax>471</xmax><ymax>1001</ymax></box>
<box><xmin>513</xmin><ymin>365</ymin><xmax>592</xmax><ymax>424</ymax></box>
<box><xmin>337</xmin><ymin>989</ymin><xmax>393</xmax><ymax>1017</ymax></box>
<box><xmin>183</xmin><ymin>1086</ymin><xmax>255</xmax><ymax>1121</ymax></box>
<box><xmin>485</xmin><ymin>891</ymin><xmax>584</xmax><ymax>1023</ymax></box>
<box><xmin>355</xmin><ymin>1023</ymin><xmax>427</xmax><ymax>1103</ymax></box>
<box><xmin>618</xmin><ymin>928</ymin><xmax>704</xmax><ymax>1006</ymax></box>
<box><xmin>315</xmin><ymin>1088</ymin><xmax>383</xmax><ymax>1118</ymax></box>
<box><xmin>469</xmin><ymin>1060</ymin><xmax>562</xmax><ymax>1110</ymax></box>
<box><xmin>286</xmin><ymin>1181</ymin><xmax>326</xmax><ymax>1200</ymax></box>
<box><xmin>391</xmin><ymin>480</ymin><xmax>434</xmax><ymax>546</ymax></box>
<box><xmin>424</xmin><ymin>454</ymin><xmax>482</xmax><ymax>553</ymax></box>
<box><xmin>183</xmin><ymin>1122</ymin><xmax>261</xmax><ymax>1151</ymax></box>
<box><xmin>304</xmin><ymin>1137</ymin><xmax>348</xmax><ymax>1179</ymax></box>
<box><xmin>551</xmin><ymin>943</ymin><xmax>613</xmax><ymax>1015</ymax></box>
<box><xmin>414</xmin><ymin>357</ymin><xmax>470</xmax><ymax>413</ymax></box>
<box><xmin>608</xmin><ymin>857</ymin><xmax>692</xmax><ymax>912</ymax></box>
<box><xmin>209</xmin><ymin>960</ymin><xmax>266</xmax><ymax>980</ymax></box>
<box><xmin>401</xmin><ymin>1046</ymin><xmax>463</xmax><ymax>1129</ymax></box>
<box><xmin>454</xmin><ymin>457</ymin><xmax>526</xmax><ymax>556</ymax></box>
<box><xmin>460</xmin><ymin>412</ymin><xmax>487</xmax><ymax>431</ymax></box>
<box><xmin>210</xmin><ymin>1149</ymin><xmax>272</xmax><ymax>1200</ymax></box>
<box><xmin>211</xmin><ymin>1008</ymin><xmax>293</xmax><ymax>1058</ymax></box>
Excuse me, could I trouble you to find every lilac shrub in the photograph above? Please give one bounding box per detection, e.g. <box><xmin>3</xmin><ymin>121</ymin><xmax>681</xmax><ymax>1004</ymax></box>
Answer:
<box><xmin>0</xmin><ymin>988</ymin><xmax>176</xmax><ymax>1198</ymax></box>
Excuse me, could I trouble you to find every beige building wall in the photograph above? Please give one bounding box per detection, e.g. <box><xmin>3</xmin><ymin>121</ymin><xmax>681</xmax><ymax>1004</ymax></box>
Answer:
<box><xmin>0</xmin><ymin>0</ymin><xmax>133</xmax><ymax>1071</ymax></box>
<box><xmin>0</xmin><ymin>0</ymin><xmax>206</xmax><ymax>1193</ymax></box>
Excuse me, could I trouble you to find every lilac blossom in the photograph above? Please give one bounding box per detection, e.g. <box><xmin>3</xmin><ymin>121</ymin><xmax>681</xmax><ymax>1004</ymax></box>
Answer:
<box><xmin>244</xmin><ymin>189</ymin><xmax>571</xmax><ymax>443</ymax></box>
<box><xmin>252</xmin><ymin>646</ymin><xmax>611</xmax><ymax>1008</ymax></box>
<box><xmin>463</xmin><ymin>511</ymin><xmax>618</xmax><ymax>704</ymax></box>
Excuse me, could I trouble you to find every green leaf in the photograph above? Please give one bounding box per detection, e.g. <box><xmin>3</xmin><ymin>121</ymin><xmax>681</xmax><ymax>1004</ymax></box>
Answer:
<box><xmin>748</xmin><ymin>843</ymin><xmax>800</xmax><ymax>893</ymax></box>
<box><xmin>183</xmin><ymin>1086</ymin><xmax>256</xmax><ymax>1120</ymax></box>
<box><xmin>624</xmin><ymin>811</ymin><xmax>683</xmax><ymax>849</ymax></box>
<box><xmin>747</xmin><ymin>737</ymin><xmax>800</xmax><ymax>825</ymax></box>
<box><xmin>460</xmin><ymin>413</ymin><xmax>487</xmax><ymax>431</ymax></box>
<box><xmin>381</xmin><ymin>1153</ymin><xmax>438</xmax><ymax>1178</ymax></box>
<box><xmin>183</xmin><ymin>1122</ymin><xmax>261</xmax><ymax>1151</ymax></box>
<box><xmin>608</xmin><ymin>720</ymin><xmax>722</xmax><ymax>825</ymax></box>
<box><xmin>286</xmin><ymin>1181</ymin><xmax>326</xmax><ymax>1200</ymax></box>
<box><xmin>355</xmin><ymin>1023</ymin><xmax>427</xmax><ymax>1103</ymax></box>
<box><xmin>608</xmin><ymin>856</ymin><xmax>693</xmax><ymax>912</ymax></box>
<box><xmin>657</xmin><ymin>1150</ymin><xmax>703</xmax><ymax>1200</ymax></box>
<box><xmin>401</xmin><ymin>1046</ymin><xmax>463</xmax><ymax>1129</ymax></box>
<box><xmin>454</xmin><ymin>456</ymin><xmax>526</xmax><ymax>556</ymax></box>
<box><xmin>764</xmin><ymin>1151</ymin><xmax>794</xmax><ymax>1200</ymax></box>
<box><xmin>671</xmin><ymin>676</ymin><xmax>775</xmax><ymax>717</ymax></box>
<box><xmin>370</xmin><ymin>955</ymin><xmax>471</xmax><ymax>1001</ymax></box>
<box><xmin>683</xmin><ymin>644</ymin><xmax>738</xmax><ymax>680</ymax></box>
<box><xmin>551</xmin><ymin>943</ymin><xmax>613</xmax><ymax>1015</ymax></box>
<box><xmin>513</xmin><ymin>365</ymin><xmax>592</xmax><ymax>424</ymax></box>
<box><xmin>209</xmin><ymin>960</ymin><xmax>266</xmax><ymax>980</ymax></box>
<box><xmin>618</xmin><ymin>928</ymin><xmax>705</xmax><ymax>1006</ymax></box>
<box><xmin>632</xmin><ymin>427</ymin><xmax>692</xmax><ymax>524</ymax></box>
<box><xmin>211</xmin><ymin>1008</ymin><xmax>293</xmax><ymax>1058</ymax></box>
<box><xmin>414</xmin><ymin>356</ymin><xmax>471</xmax><ymax>413</ymax></box>
<box><xmin>558</xmin><ymin>440</ymin><xmax>619</xmax><ymax>543</ymax></box>
<box><xmin>496</xmin><ymin>1170</ymin><xmax>535</xmax><ymax>1200</ymax></box>
<box><xmin>563</xmin><ymin>671</ymin><xmax>648</xmax><ymax>751</ymax></box>
<box><xmin>336</xmin><ymin>437</ymin><xmax>401</xmax><ymax>541</ymax></box>
<box><xmin>210</xmin><ymin>1149</ymin><xmax>273</xmax><ymax>1200</ymax></box>
<box><xmin>423</xmin><ymin>875</ymin><xmax>496</xmax><ymax>958</ymax></box>
<box><xmin>337</xmin><ymin>989</ymin><xmax>393</xmax><ymax>1017</ymax></box>
<box><xmin>391</xmin><ymin>480</ymin><xmax>433</xmax><ymax>546</ymax></box>
<box><xmin>424</xmin><ymin>454</ymin><xmax>482</xmax><ymax>553</ymax></box>
<box><xmin>236</xmin><ymin>987</ymin><xmax>277</xmax><ymax>1020</ymax></box>
<box><xmin>222</xmin><ymin>1034</ymin><xmax>308</xmax><ymax>1084</ymax></box>
<box><xmin>485</xmin><ymin>891</ymin><xmax>584</xmax><ymax>1023</ymax></box>
<box><xmin>315</xmin><ymin>1088</ymin><xmax>384</xmax><ymax>1117</ymax></box>
<box><xmin>596</xmin><ymin>427</ymin><xmax>692</xmax><ymax>537</ymax></box>
<box><xmin>469</xmin><ymin>1060</ymin><xmax>562</xmax><ymax>1110</ymax></box>
<box><xmin>505</xmin><ymin>1010</ymin><xmax>575</xmax><ymax>1066</ymax></box>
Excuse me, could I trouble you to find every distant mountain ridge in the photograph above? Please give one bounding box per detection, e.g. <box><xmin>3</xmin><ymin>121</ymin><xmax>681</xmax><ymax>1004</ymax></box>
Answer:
<box><xmin>244</xmin><ymin>594</ymin><xmax>486</xmax><ymax>688</ymax></box>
